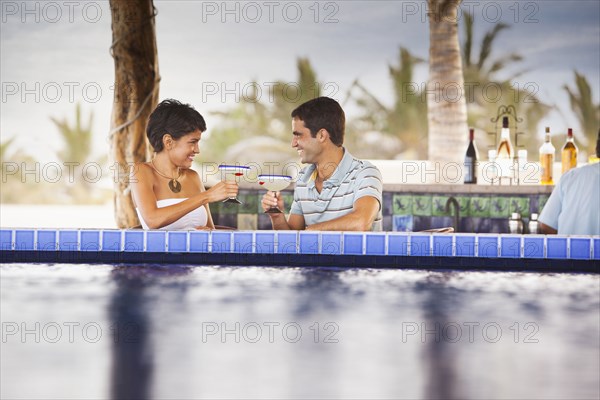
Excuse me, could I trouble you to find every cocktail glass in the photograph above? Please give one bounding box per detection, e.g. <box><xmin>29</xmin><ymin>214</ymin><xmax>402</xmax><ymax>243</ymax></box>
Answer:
<box><xmin>218</xmin><ymin>164</ymin><xmax>250</xmax><ymax>204</ymax></box>
<box><xmin>258</xmin><ymin>174</ymin><xmax>292</xmax><ymax>213</ymax></box>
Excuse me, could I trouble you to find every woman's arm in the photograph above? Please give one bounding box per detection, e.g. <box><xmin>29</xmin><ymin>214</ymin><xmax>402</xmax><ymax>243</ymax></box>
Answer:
<box><xmin>131</xmin><ymin>164</ymin><xmax>237</xmax><ymax>229</ymax></box>
<box><xmin>199</xmin><ymin>178</ymin><xmax>216</xmax><ymax>229</ymax></box>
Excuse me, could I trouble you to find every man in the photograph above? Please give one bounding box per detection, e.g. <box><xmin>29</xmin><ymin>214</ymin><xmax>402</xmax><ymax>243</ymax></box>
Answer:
<box><xmin>261</xmin><ymin>97</ymin><xmax>383</xmax><ymax>231</ymax></box>
<box><xmin>539</xmin><ymin>131</ymin><xmax>600</xmax><ymax>235</ymax></box>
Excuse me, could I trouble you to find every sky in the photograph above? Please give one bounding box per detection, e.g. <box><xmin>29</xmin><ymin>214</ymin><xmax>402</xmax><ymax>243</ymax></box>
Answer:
<box><xmin>1</xmin><ymin>0</ymin><xmax>599</xmax><ymax>164</ymax></box>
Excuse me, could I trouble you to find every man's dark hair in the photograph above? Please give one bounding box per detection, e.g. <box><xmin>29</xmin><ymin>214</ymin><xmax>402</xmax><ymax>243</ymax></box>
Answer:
<box><xmin>291</xmin><ymin>97</ymin><xmax>345</xmax><ymax>147</ymax></box>
<box><xmin>146</xmin><ymin>99</ymin><xmax>206</xmax><ymax>152</ymax></box>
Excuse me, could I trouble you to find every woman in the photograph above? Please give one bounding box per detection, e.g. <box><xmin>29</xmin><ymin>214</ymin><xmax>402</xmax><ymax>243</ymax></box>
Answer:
<box><xmin>131</xmin><ymin>99</ymin><xmax>238</xmax><ymax>230</ymax></box>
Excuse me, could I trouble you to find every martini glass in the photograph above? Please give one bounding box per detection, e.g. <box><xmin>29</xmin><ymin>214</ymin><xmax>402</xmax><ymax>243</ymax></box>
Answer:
<box><xmin>258</xmin><ymin>174</ymin><xmax>293</xmax><ymax>213</ymax></box>
<box><xmin>218</xmin><ymin>165</ymin><xmax>250</xmax><ymax>204</ymax></box>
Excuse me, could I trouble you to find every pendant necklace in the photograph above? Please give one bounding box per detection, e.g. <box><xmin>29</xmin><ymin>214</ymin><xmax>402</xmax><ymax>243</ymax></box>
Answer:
<box><xmin>151</xmin><ymin>159</ymin><xmax>182</xmax><ymax>193</ymax></box>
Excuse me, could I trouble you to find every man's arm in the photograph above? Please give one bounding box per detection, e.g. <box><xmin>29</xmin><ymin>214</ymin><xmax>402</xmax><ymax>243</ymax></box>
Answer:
<box><xmin>268</xmin><ymin>212</ymin><xmax>306</xmax><ymax>230</ymax></box>
<box><xmin>539</xmin><ymin>222</ymin><xmax>557</xmax><ymax>235</ymax></box>
<box><xmin>306</xmin><ymin>196</ymin><xmax>380</xmax><ymax>231</ymax></box>
<box><xmin>261</xmin><ymin>191</ymin><xmax>306</xmax><ymax>230</ymax></box>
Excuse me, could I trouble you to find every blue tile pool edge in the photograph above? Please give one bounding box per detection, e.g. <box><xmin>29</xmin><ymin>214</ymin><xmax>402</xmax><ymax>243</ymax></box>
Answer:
<box><xmin>1</xmin><ymin>229</ymin><xmax>598</xmax><ymax>273</ymax></box>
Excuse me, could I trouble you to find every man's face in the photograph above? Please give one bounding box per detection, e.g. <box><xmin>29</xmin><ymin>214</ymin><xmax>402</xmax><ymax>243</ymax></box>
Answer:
<box><xmin>291</xmin><ymin>117</ymin><xmax>320</xmax><ymax>164</ymax></box>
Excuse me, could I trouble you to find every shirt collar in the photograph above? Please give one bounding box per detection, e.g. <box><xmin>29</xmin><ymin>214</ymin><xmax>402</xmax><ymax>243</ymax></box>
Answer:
<box><xmin>301</xmin><ymin>147</ymin><xmax>353</xmax><ymax>187</ymax></box>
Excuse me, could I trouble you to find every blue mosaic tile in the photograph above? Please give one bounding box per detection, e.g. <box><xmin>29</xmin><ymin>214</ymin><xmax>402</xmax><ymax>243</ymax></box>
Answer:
<box><xmin>0</xmin><ymin>230</ymin><xmax>12</xmax><ymax>250</ymax></box>
<box><xmin>433</xmin><ymin>236</ymin><xmax>453</xmax><ymax>257</ymax></box>
<box><xmin>255</xmin><ymin>232</ymin><xmax>275</xmax><ymax>254</ymax></box>
<box><xmin>146</xmin><ymin>231</ymin><xmax>166</xmax><ymax>252</ymax></box>
<box><xmin>15</xmin><ymin>230</ymin><xmax>34</xmax><ymax>251</ymax></box>
<box><xmin>411</xmin><ymin>235</ymin><xmax>430</xmax><ymax>257</ymax></box>
<box><xmin>594</xmin><ymin>239</ymin><xmax>600</xmax><ymax>260</ymax></box>
<box><xmin>234</xmin><ymin>232</ymin><xmax>254</xmax><ymax>253</ymax></box>
<box><xmin>523</xmin><ymin>237</ymin><xmax>544</xmax><ymax>258</ymax></box>
<box><xmin>124</xmin><ymin>231</ymin><xmax>144</xmax><ymax>252</ymax></box>
<box><xmin>569</xmin><ymin>238</ymin><xmax>591</xmax><ymax>260</ymax></box>
<box><xmin>59</xmin><ymin>230</ymin><xmax>78</xmax><ymax>251</ymax></box>
<box><xmin>299</xmin><ymin>232</ymin><xmax>319</xmax><ymax>254</ymax></box>
<box><xmin>277</xmin><ymin>232</ymin><xmax>297</xmax><ymax>254</ymax></box>
<box><xmin>343</xmin><ymin>233</ymin><xmax>364</xmax><ymax>255</ymax></box>
<box><xmin>366</xmin><ymin>234</ymin><xmax>386</xmax><ymax>256</ymax></box>
<box><xmin>80</xmin><ymin>231</ymin><xmax>100</xmax><ymax>252</ymax></box>
<box><xmin>189</xmin><ymin>231</ymin><xmax>210</xmax><ymax>252</ymax></box>
<box><xmin>168</xmin><ymin>232</ymin><xmax>188</xmax><ymax>253</ymax></box>
<box><xmin>102</xmin><ymin>231</ymin><xmax>122</xmax><ymax>252</ymax></box>
<box><xmin>388</xmin><ymin>234</ymin><xmax>409</xmax><ymax>256</ymax></box>
<box><xmin>455</xmin><ymin>236</ymin><xmax>475</xmax><ymax>257</ymax></box>
<box><xmin>393</xmin><ymin>215</ymin><xmax>413</xmax><ymax>232</ymax></box>
<box><xmin>321</xmin><ymin>233</ymin><xmax>341</xmax><ymax>255</ymax></box>
<box><xmin>500</xmin><ymin>236</ymin><xmax>521</xmax><ymax>258</ymax></box>
<box><xmin>37</xmin><ymin>230</ymin><xmax>57</xmax><ymax>251</ymax></box>
<box><xmin>212</xmin><ymin>232</ymin><xmax>232</xmax><ymax>253</ymax></box>
<box><xmin>478</xmin><ymin>236</ymin><xmax>499</xmax><ymax>258</ymax></box>
<box><xmin>547</xmin><ymin>237</ymin><xmax>567</xmax><ymax>259</ymax></box>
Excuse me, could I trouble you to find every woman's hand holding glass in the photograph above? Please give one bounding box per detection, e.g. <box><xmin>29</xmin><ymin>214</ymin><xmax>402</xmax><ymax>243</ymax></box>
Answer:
<box><xmin>206</xmin><ymin>180</ymin><xmax>239</xmax><ymax>203</ymax></box>
<box><xmin>218</xmin><ymin>165</ymin><xmax>250</xmax><ymax>204</ymax></box>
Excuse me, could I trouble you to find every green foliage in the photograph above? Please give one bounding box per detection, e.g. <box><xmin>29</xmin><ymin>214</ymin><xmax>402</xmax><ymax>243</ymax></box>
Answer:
<box><xmin>49</xmin><ymin>104</ymin><xmax>110</xmax><ymax>204</ymax></box>
<box><xmin>346</xmin><ymin>47</ymin><xmax>428</xmax><ymax>159</ymax></box>
<box><xmin>461</xmin><ymin>12</ymin><xmax>551</xmax><ymax>156</ymax></box>
<box><xmin>201</xmin><ymin>58</ymin><xmax>319</xmax><ymax>171</ymax></box>
<box><xmin>564</xmin><ymin>71</ymin><xmax>600</xmax><ymax>155</ymax></box>
<box><xmin>51</xmin><ymin>103</ymin><xmax>94</xmax><ymax>165</ymax></box>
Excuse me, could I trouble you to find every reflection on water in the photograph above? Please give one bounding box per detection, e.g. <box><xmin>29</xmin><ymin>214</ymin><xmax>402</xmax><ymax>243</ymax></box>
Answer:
<box><xmin>1</xmin><ymin>264</ymin><xmax>599</xmax><ymax>399</ymax></box>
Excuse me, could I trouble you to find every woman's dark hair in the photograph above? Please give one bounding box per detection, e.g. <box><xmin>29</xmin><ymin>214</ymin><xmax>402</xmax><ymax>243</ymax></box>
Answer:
<box><xmin>291</xmin><ymin>97</ymin><xmax>345</xmax><ymax>147</ymax></box>
<box><xmin>146</xmin><ymin>99</ymin><xmax>206</xmax><ymax>152</ymax></box>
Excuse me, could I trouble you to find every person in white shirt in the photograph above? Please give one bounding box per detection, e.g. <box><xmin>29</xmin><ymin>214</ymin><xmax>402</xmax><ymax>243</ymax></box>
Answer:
<box><xmin>539</xmin><ymin>133</ymin><xmax>600</xmax><ymax>235</ymax></box>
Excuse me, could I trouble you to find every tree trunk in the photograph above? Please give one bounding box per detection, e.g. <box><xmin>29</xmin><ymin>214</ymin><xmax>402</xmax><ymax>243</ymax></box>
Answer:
<box><xmin>109</xmin><ymin>0</ymin><xmax>159</xmax><ymax>228</ymax></box>
<box><xmin>427</xmin><ymin>0</ymin><xmax>468</xmax><ymax>167</ymax></box>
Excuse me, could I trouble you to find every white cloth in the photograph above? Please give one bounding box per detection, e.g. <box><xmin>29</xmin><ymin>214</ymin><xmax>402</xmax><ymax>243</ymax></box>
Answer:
<box><xmin>136</xmin><ymin>198</ymin><xmax>208</xmax><ymax>230</ymax></box>
<box><xmin>538</xmin><ymin>163</ymin><xmax>600</xmax><ymax>235</ymax></box>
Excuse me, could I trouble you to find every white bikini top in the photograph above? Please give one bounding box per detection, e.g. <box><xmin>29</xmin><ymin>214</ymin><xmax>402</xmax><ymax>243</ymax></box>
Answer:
<box><xmin>136</xmin><ymin>198</ymin><xmax>208</xmax><ymax>230</ymax></box>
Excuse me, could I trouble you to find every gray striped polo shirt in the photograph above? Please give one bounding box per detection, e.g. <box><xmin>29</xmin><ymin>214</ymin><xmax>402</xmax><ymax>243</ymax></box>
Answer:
<box><xmin>290</xmin><ymin>148</ymin><xmax>383</xmax><ymax>231</ymax></box>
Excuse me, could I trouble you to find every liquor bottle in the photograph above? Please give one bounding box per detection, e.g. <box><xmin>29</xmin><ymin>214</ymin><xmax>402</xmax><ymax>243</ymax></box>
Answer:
<box><xmin>588</xmin><ymin>129</ymin><xmax>600</xmax><ymax>164</ymax></box>
<box><xmin>539</xmin><ymin>127</ymin><xmax>555</xmax><ymax>185</ymax></box>
<box><xmin>496</xmin><ymin>117</ymin><xmax>514</xmax><ymax>179</ymax></box>
<box><xmin>464</xmin><ymin>128</ymin><xmax>478</xmax><ymax>184</ymax></box>
<box><xmin>561</xmin><ymin>128</ymin><xmax>578</xmax><ymax>174</ymax></box>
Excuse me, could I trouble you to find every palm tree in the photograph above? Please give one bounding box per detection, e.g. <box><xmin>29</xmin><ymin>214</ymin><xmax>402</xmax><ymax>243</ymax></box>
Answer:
<box><xmin>461</xmin><ymin>12</ymin><xmax>551</xmax><ymax>156</ymax></box>
<box><xmin>346</xmin><ymin>47</ymin><xmax>427</xmax><ymax>159</ymax></box>
<box><xmin>109</xmin><ymin>0</ymin><xmax>159</xmax><ymax>227</ymax></box>
<box><xmin>51</xmin><ymin>103</ymin><xmax>94</xmax><ymax>166</ymax></box>
<box><xmin>564</xmin><ymin>71</ymin><xmax>600</xmax><ymax>157</ymax></box>
<box><xmin>427</xmin><ymin>0</ymin><xmax>468</xmax><ymax>164</ymax></box>
<box><xmin>0</xmin><ymin>138</ymin><xmax>44</xmax><ymax>203</ymax></box>
<box><xmin>50</xmin><ymin>104</ymin><xmax>110</xmax><ymax>204</ymax></box>
<box><xmin>201</xmin><ymin>58</ymin><xmax>320</xmax><ymax>174</ymax></box>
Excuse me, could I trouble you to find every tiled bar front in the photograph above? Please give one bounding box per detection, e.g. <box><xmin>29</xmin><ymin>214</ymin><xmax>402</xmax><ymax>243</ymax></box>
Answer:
<box><xmin>212</xmin><ymin>184</ymin><xmax>554</xmax><ymax>233</ymax></box>
<box><xmin>2</xmin><ymin>229</ymin><xmax>598</xmax><ymax>272</ymax></box>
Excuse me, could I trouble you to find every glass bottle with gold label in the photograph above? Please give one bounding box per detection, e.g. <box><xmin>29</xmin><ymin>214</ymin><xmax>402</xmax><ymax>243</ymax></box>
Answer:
<box><xmin>539</xmin><ymin>127</ymin><xmax>555</xmax><ymax>185</ymax></box>
<box><xmin>561</xmin><ymin>128</ymin><xmax>578</xmax><ymax>174</ymax></box>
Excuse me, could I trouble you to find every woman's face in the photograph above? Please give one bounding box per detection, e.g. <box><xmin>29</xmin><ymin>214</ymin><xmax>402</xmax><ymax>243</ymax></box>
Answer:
<box><xmin>167</xmin><ymin>129</ymin><xmax>202</xmax><ymax>168</ymax></box>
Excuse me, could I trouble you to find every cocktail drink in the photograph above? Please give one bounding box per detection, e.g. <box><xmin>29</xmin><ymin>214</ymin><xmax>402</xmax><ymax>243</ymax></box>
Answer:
<box><xmin>218</xmin><ymin>165</ymin><xmax>250</xmax><ymax>204</ymax></box>
<box><xmin>258</xmin><ymin>174</ymin><xmax>292</xmax><ymax>213</ymax></box>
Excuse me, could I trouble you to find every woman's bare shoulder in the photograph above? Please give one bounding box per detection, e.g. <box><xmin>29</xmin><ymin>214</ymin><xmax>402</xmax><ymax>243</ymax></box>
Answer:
<box><xmin>130</xmin><ymin>162</ymin><xmax>154</xmax><ymax>180</ymax></box>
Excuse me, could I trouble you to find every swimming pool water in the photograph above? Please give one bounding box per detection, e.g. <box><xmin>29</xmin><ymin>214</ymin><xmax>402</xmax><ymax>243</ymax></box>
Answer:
<box><xmin>1</xmin><ymin>264</ymin><xmax>599</xmax><ymax>399</ymax></box>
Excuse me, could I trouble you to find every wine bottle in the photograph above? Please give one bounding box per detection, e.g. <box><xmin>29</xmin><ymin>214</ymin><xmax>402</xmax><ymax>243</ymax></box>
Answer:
<box><xmin>464</xmin><ymin>128</ymin><xmax>478</xmax><ymax>184</ymax></box>
<box><xmin>496</xmin><ymin>117</ymin><xmax>514</xmax><ymax>178</ymax></box>
<box><xmin>539</xmin><ymin>127</ymin><xmax>555</xmax><ymax>185</ymax></box>
<box><xmin>561</xmin><ymin>128</ymin><xmax>578</xmax><ymax>174</ymax></box>
<box><xmin>589</xmin><ymin>129</ymin><xmax>600</xmax><ymax>164</ymax></box>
